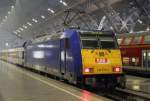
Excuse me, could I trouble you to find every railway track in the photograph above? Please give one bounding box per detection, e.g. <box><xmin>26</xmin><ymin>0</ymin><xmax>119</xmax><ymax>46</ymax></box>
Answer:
<box><xmin>76</xmin><ymin>83</ymin><xmax>150</xmax><ymax>101</ymax></box>
<box><xmin>101</xmin><ymin>88</ymin><xmax>150</xmax><ymax>101</ymax></box>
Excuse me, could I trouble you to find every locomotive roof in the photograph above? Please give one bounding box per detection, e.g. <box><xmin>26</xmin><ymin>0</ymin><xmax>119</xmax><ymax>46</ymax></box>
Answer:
<box><xmin>31</xmin><ymin>29</ymin><xmax>114</xmax><ymax>44</ymax></box>
<box><xmin>32</xmin><ymin>33</ymin><xmax>61</xmax><ymax>44</ymax></box>
<box><xmin>79</xmin><ymin>30</ymin><xmax>114</xmax><ymax>36</ymax></box>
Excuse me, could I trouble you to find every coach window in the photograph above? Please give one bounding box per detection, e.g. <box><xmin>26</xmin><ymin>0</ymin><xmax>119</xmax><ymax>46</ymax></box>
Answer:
<box><xmin>124</xmin><ymin>37</ymin><xmax>132</xmax><ymax>45</ymax></box>
<box><xmin>122</xmin><ymin>57</ymin><xmax>129</xmax><ymax>66</ymax></box>
<box><xmin>117</xmin><ymin>38</ymin><xmax>122</xmax><ymax>45</ymax></box>
<box><xmin>131</xmin><ymin>57</ymin><xmax>139</xmax><ymax>66</ymax></box>
<box><xmin>133</xmin><ymin>36</ymin><xmax>140</xmax><ymax>44</ymax></box>
<box><xmin>144</xmin><ymin>35</ymin><xmax>150</xmax><ymax>44</ymax></box>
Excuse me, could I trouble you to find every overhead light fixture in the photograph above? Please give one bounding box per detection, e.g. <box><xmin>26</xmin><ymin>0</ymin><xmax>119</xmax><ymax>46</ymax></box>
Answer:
<box><xmin>11</xmin><ymin>6</ymin><xmax>14</xmax><ymax>9</ymax></box>
<box><xmin>5</xmin><ymin>43</ymin><xmax>9</xmax><ymax>47</ymax></box>
<box><xmin>13</xmin><ymin>31</ymin><xmax>17</xmax><ymax>34</ymax></box>
<box><xmin>48</xmin><ymin>8</ymin><xmax>55</xmax><ymax>13</ymax></box>
<box><xmin>19</xmin><ymin>27</ymin><xmax>24</xmax><ymax>31</ymax></box>
<box><xmin>60</xmin><ymin>0</ymin><xmax>67</xmax><ymax>6</ymax></box>
<box><xmin>41</xmin><ymin>15</ymin><xmax>45</xmax><ymax>19</ymax></box>
<box><xmin>5</xmin><ymin>16</ymin><xmax>7</xmax><ymax>19</ymax></box>
<box><xmin>16</xmin><ymin>30</ymin><xmax>21</xmax><ymax>33</ymax></box>
<box><xmin>138</xmin><ymin>19</ymin><xmax>142</xmax><ymax>24</ymax></box>
<box><xmin>8</xmin><ymin>11</ymin><xmax>10</xmax><ymax>15</ymax></box>
<box><xmin>32</xmin><ymin>18</ymin><xmax>38</xmax><ymax>23</ymax></box>
<box><xmin>27</xmin><ymin>22</ymin><xmax>32</xmax><ymax>26</ymax></box>
<box><xmin>23</xmin><ymin>25</ymin><xmax>27</xmax><ymax>29</ymax></box>
<box><xmin>18</xmin><ymin>34</ymin><xmax>21</xmax><ymax>37</ymax></box>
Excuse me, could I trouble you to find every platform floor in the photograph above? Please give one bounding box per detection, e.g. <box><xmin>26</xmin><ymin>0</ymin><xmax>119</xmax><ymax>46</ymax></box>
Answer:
<box><xmin>0</xmin><ymin>60</ymin><xmax>111</xmax><ymax>101</ymax></box>
<box><xmin>126</xmin><ymin>75</ymin><xmax>150</xmax><ymax>94</ymax></box>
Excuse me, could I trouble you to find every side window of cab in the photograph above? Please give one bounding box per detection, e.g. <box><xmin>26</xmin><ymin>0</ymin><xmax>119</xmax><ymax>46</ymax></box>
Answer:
<box><xmin>64</xmin><ymin>38</ymin><xmax>70</xmax><ymax>49</ymax></box>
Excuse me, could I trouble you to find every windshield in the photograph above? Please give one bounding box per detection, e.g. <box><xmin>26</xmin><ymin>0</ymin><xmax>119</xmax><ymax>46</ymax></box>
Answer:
<box><xmin>100</xmin><ymin>37</ymin><xmax>116</xmax><ymax>49</ymax></box>
<box><xmin>80</xmin><ymin>32</ymin><xmax>117</xmax><ymax>49</ymax></box>
<box><xmin>82</xmin><ymin>39</ymin><xmax>99</xmax><ymax>49</ymax></box>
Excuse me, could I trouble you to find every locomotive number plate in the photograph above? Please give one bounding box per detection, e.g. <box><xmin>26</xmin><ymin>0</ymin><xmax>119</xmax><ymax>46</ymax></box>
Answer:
<box><xmin>97</xmin><ymin>68</ymin><xmax>109</xmax><ymax>72</ymax></box>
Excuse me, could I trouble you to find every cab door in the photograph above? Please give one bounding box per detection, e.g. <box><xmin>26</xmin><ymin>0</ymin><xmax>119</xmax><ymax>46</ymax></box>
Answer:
<box><xmin>60</xmin><ymin>39</ymin><xmax>66</xmax><ymax>75</ymax></box>
<box><xmin>60</xmin><ymin>38</ymin><xmax>69</xmax><ymax>75</ymax></box>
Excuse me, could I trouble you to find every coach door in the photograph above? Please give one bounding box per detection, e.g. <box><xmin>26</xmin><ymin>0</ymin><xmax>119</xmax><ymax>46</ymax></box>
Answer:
<box><xmin>142</xmin><ymin>50</ymin><xmax>150</xmax><ymax>69</ymax></box>
<box><xmin>148</xmin><ymin>50</ymin><xmax>150</xmax><ymax>68</ymax></box>
<box><xmin>60</xmin><ymin>38</ymin><xmax>69</xmax><ymax>75</ymax></box>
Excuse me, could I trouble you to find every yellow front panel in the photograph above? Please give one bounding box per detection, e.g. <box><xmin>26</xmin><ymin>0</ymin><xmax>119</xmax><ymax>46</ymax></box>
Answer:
<box><xmin>81</xmin><ymin>49</ymin><xmax>122</xmax><ymax>75</ymax></box>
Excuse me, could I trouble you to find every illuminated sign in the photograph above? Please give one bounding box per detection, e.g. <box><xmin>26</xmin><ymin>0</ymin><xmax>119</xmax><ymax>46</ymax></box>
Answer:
<box><xmin>33</xmin><ymin>51</ymin><xmax>44</xmax><ymax>59</ymax></box>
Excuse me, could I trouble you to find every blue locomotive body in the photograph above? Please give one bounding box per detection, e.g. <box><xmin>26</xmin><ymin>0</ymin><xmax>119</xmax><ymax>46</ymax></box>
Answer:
<box><xmin>25</xmin><ymin>29</ymin><xmax>83</xmax><ymax>83</ymax></box>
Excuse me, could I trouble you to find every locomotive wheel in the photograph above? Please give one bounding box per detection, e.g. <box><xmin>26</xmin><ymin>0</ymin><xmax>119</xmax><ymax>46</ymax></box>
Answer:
<box><xmin>118</xmin><ymin>75</ymin><xmax>126</xmax><ymax>89</ymax></box>
<box><xmin>103</xmin><ymin>77</ymin><xmax>118</xmax><ymax>90</ymax></box>
<box><xmin>76</xmin><ymin>77</ymin><xmax>86</xmax><ymax>88</ymax></box>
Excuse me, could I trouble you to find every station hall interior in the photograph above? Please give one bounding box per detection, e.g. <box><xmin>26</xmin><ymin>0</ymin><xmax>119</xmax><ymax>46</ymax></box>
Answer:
<box><xmin>0</xmin><ymin>0</ymin><xmax>149</xmax><ymax>101</ymax></box>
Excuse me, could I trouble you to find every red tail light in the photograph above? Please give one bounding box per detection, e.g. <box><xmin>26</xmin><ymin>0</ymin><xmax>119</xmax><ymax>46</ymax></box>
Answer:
<box><xmin>84</xmin><ymin>68</ymin><xmax>93</xmax><ymax>73</ymax></box>
<box><xmin>113</xmin><ymin>67</ymin><xmax>121</xmax><ymax>72</ymax></box>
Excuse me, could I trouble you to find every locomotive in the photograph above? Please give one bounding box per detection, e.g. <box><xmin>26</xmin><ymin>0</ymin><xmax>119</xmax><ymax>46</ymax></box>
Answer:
<box><xmin>0</xmin><ymin>29</ymin><xmax>125</xmax><ymax>88</ymax></box>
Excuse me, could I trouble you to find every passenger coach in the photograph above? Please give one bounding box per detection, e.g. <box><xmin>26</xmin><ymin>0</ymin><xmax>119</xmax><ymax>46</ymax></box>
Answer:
<box><xmin>118</xmin><ymin>32</ymin><xmax>150</xmax><ymax>76</ymax></box>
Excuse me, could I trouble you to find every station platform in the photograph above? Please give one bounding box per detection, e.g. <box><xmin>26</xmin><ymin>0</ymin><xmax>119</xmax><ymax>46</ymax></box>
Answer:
<box><xmin>0</xmin><ymin>60</ymin><xmax>112</xmax><ymax>101</ymax></box>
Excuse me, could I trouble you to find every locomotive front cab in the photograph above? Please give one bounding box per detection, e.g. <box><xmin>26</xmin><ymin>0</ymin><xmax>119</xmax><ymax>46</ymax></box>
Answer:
<box><xmin>79</xmin><ymin>31</ymin><xmax>123</xmax><ymax>75</ymax></box>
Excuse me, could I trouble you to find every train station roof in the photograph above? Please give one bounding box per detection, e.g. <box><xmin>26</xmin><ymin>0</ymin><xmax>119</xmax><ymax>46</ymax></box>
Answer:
<box><xmin>0</xmin><ymin>0</ymin><xmax>150</xmax><ymax>49</ymax></box>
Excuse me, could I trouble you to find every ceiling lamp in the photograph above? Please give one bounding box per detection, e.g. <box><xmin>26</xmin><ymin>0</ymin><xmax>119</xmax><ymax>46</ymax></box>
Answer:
<box><xmin>5</xmin><ymin>16</ymin><xmax>7</xmax><ymax>19</ymax></box>
<box><xmin>16</xmin><ymin>30</ymin><xmax>21</xmax><ymax>33</ymax></box>
<box><xmin>19</xmin><ymin>27</ymin><xmax>24</xmax><ymax>31</ymax></box>
<box><xmin>41</xmin><ymin>15</ymin><xmax>45</xmax><ymax>19</ymax></box>
<box><xmin>60</xmin><ymin>0</ymin><xmax>67</xmax><ymax>6</ymax></box>
<box><xmin>27</xmin><ymin>22</ymin><xmax>32</xmax><ymax>26</ymax></box>
<box><xmin>48</xmin><ymin>8</ymin><xmax>55</xmax><ymax>13</ymax></box>
<box><xmin>5</xmin><ymin>43</ymin><xmax>9</xmax><ymax>47</ymax></box>
<box><xmin>137</xmin><ymin>19</ymin><xmax>142</xmax><ymax>24</ymax></box>
<box><xmin>8</xmin><ymin>11</ymin><xmax>10</xmax><ymax>15</ymax></box>
<box><xmin>32</xmin><ymin>18</ymin><xmax>38</xmax><ymax>23</ymax></box>
<box><xmin>13</xmin><ymin>31</ymin><xmax>17</xmax><ymax>34</ymax></box>
<box><xmin>11</xmin><ymin>6</ymin><xmax>14</xmax><ymax>9</ymax></box>
<box><xmin>18</xmin><ymin>34</ymin><xmax>21</xmax><ymax>37</ymax></box>
<box><xmin>23</xmin><ymin>25</ymin><xmax>27</xmax><ymax>29</ymax></box>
